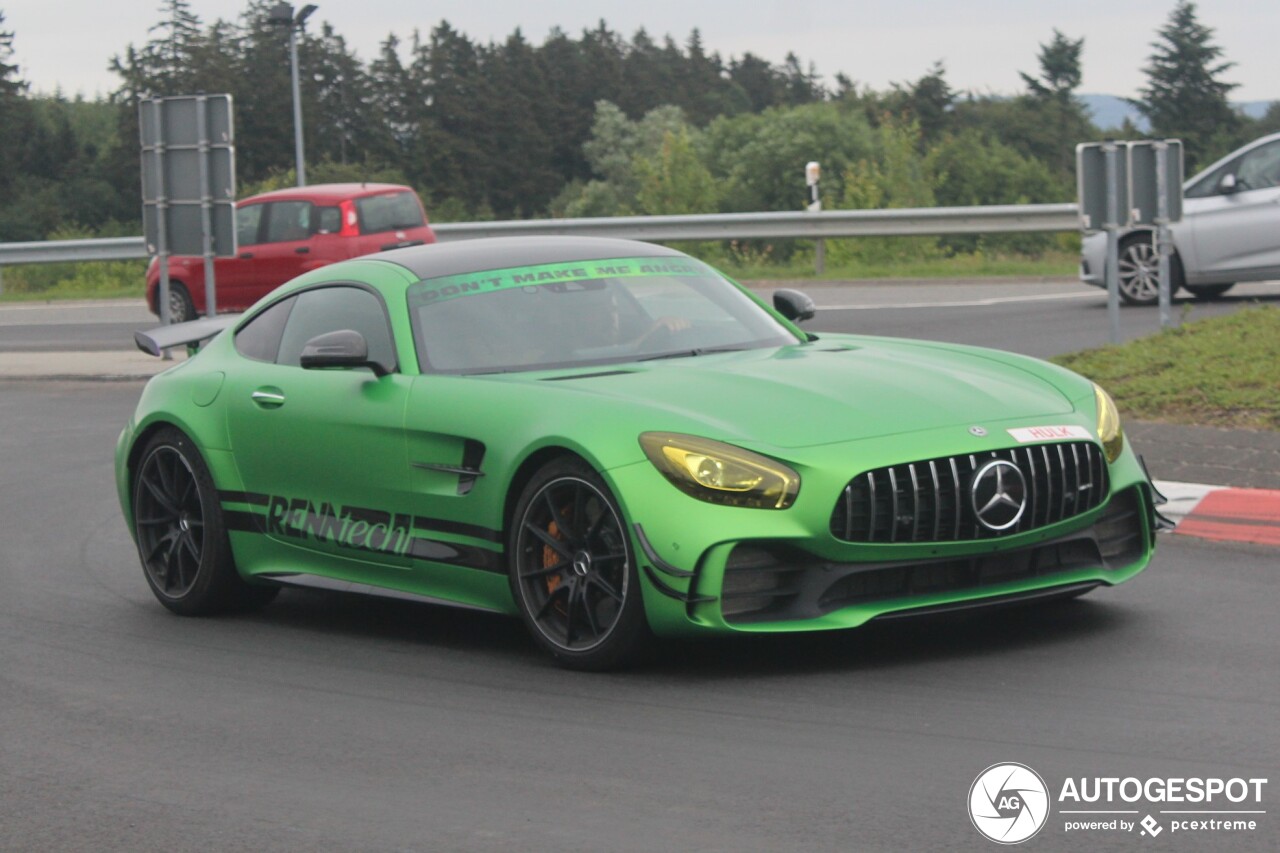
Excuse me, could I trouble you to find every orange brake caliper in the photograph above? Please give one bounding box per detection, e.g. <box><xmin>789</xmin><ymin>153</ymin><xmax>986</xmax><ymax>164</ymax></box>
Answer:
<box><xmin>543</xmin><ymin>518</ymin><xmax>564</xmax><ymax>594</ymax></box>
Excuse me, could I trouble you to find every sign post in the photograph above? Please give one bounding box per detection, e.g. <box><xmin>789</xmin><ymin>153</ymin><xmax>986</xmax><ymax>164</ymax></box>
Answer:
<box><xmin>1077</xmin><ymin>139</ymin><xmax>1182</xmax><ymax>340</ymax></box>
<box><xmin>1128</xmin><ymin>139</ymin><xmax>1184</xmax><ymax>329</ymax></box>
<box><xmin>806</xmin><ymin>161</ymin><xmax>823</xmax><ymax>274</ymax></box>
<box><xmin>140</xmin><ymin>94</ymin><xmax>237</xmax><ymax>331</ymax></box>
<box><xmin>1104</xmin><ymin>142</ymin><xmax>1122</xmax><ymax>344</ymax></box>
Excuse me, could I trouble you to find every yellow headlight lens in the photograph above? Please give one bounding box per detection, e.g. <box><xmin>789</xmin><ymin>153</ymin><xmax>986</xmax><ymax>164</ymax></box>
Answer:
<box><xmin>1094</xmin><ymin>384</ymin><xmax>1124</xmax><ymax>463</ymax></box>
<box><xmin>640</xmin><ymin>432</ymin><xmax>799</xmax><ymax>509</ymax></box>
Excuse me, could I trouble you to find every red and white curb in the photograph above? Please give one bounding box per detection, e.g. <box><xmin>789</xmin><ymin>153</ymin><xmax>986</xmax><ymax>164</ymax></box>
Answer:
<box><xmin>1154</xmin><ymin>480</ymin><xmax>1280</xmax><ymax>547</ymax></box>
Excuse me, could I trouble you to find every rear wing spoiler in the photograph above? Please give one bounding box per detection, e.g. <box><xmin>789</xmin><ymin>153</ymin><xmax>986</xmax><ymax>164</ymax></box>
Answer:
<box><xmin>134</xmin><ymin>314</ymin><xmax>241</xmax><ymax>357</ymax></box>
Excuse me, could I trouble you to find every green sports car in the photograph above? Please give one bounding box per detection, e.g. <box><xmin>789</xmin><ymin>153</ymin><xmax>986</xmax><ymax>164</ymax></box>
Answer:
<box><xmin>117</xmin><ymin>236</ymin><xmax>1163</xmax><ymax>669</ymax></box>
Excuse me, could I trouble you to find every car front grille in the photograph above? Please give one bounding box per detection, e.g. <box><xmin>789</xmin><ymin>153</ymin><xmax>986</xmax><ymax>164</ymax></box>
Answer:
<box><xmin>829</xmin><ymin>441</ymin><xmax>1108</xmax><ymax>543</ymax></box>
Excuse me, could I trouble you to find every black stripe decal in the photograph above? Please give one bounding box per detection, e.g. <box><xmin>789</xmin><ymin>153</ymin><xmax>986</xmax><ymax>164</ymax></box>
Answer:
<box><xmin>223</xmin><ymin>510</ymin><xmax>267</xmax><ymax>534</ymax></box>
<box><xmin>413</xmin><ymin>515</ymin><xmax>502</xmax><ymax>543</ymax></box>
<box><xmin>407</xmin><ymin>537</ymin><xmax>505</xmax><ymax>573</ymax></box>
<box><xmin>221</xmin><ymin>510</ymin><xmax>501</xmax><ymax>573</ymax></box>
<box><xmin>218</xmin><ymin>490</ymin><xmax>270</xmax><ymax>506</ymax></box>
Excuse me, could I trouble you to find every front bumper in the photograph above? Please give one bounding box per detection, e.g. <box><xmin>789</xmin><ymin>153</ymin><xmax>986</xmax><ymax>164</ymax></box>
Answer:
<box><xmin>611</xmin><ymin>428</ymin><xmax>1157</xmax><ymax>637</ymax></box>
<box><xmin>1080</xmin><ymin>230</ymin><xmax>1107</xmax><ymax>286</ymax></box>
<box><xmin>713</xmin><ymin>485</ymin><xmax>1149</xmax><ymax>626</ymax></box>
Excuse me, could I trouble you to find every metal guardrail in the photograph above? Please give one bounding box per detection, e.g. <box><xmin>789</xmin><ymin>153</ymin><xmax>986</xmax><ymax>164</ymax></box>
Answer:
<box><xmin>0</xmin><ymin>203</ymin><xmax>1081</xmax><ymax>291</ymax></box>
<box><xmin>0</xmin><ymin>236</ymin><xmax>150</xmax><ymax>265</ymax></box>
<box><xmin>430</xmin><ymin>203</ymin><xmax>1080</xmax><ymax>241</ymax></box>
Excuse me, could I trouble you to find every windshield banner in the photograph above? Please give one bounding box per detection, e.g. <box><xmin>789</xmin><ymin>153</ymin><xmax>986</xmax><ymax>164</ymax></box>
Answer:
<box><xmin>408</xmin><ymin>256</ymin><xmax>711</xmax><ymax>307</ymax></box>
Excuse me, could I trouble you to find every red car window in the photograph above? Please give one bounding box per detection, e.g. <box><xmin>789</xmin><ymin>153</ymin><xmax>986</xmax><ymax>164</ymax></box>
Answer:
<box><xmin>264</xmin><ymin>201</ymin><xmax>314</xmax><ymax>243</ymax></box>
<box><xmin>236</xmin><ymin>203</ymin><xmax>264</xmax><ymax>245</ymax></box>
<box><xmin>355</xmin><ymin>192</ymin><xmax>424</xmax><ymax>234</ymax></box>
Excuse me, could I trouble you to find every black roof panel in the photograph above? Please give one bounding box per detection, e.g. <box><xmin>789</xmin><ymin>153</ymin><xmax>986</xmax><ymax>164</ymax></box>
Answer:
<box><xmin>374</xmin><ymin>236</ymin><xmax>685</xmax><ymax>280</ymax></box>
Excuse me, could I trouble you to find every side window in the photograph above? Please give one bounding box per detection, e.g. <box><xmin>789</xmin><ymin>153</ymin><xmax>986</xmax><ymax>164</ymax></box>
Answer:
<box><xmin>1236</xmin><ymin>141</ymin><xmax>1280</xmax><ymax>191</ymax></box>
<box><xmin>236</xmin><ymin>204</ymin><xmax>264</xmax><ymax>246</ymax></box>
<box><xmin>263</xmin><ymin>201</ymin><xmax>314</xmax><ymax>243</ymax></box>
<box><xmin>275</xmin><ymin>286</ymin><xmax>396</xmax><ymax>370</ymax></box>
<box><xmin>234</xmin><ymin>296</ymin><xmax>297</xmax><ymax>363</ymax></box>
<box><xmin>315</xmin><ymin>206</ymin><xmax>342</xmax><ymax>234</ymax></box>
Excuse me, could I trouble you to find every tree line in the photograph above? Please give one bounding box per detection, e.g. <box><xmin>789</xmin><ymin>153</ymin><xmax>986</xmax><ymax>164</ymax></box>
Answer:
<box><xmin>0</xmin><ymin>0</ymin><xmax>1276</xmax><ymax>244</ymax></box>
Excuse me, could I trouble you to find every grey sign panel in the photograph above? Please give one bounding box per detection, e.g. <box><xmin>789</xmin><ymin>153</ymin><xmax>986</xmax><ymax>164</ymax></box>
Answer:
<box><xmin>140</xmin><ymin>147</ymin><xmax>235</xmax><ymax>204</ymax></box>
<box><xmin>1128</xmin><ymin>140</ymin><xmax>1184</xmax><ymax>225</ymax></box>
<box><xmin>1077</xmin><ymin>143</ymin><xmax>1129</xmax><ymax>231</ymax></box>
<box><xmin>140</xmin><ymin>94</ymin><xmax>237</xmax><ymax>258</ymax></box>
<box><xmin>142</xmin><ymin>201</ymin><xmax>237</xmax><ymax>257</ymax></box>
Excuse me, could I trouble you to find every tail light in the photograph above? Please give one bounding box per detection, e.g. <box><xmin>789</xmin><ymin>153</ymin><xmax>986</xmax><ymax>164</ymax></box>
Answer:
<box><xmin>338</xmin><ymin>200</ymin><xmax>359</xmax><ymax>237</ymax></box>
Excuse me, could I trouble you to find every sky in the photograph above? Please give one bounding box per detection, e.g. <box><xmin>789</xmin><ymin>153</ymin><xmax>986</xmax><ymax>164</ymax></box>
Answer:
<box><xmin>4</xmin><ymin>0</ymin><xmax>1277</xmax><ymax>103</ymax></box>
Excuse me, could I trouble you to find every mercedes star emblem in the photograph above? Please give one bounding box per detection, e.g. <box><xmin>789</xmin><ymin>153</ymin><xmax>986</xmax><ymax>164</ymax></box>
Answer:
<box><xmin>971</xmin><ymin>459</ymin><xmax>1028</xmax><ymax>531</ymax></box>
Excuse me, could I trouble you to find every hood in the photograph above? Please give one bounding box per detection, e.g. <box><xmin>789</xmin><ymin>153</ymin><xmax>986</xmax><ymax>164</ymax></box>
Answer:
<box><xmin>518</xmin><ymin>338</ymin><xmax>1081</xmax><ymax>450</ymax></box>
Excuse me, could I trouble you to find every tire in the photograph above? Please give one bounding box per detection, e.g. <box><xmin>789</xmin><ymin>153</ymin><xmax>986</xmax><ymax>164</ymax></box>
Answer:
<box><xmin>508</xmin><ymin>457</ymin><xmax>650</xmax><ymax>670</ymax></box>
<box><xmin>132</xmin><ymin>427</ymin><xmax>277</xmax><ymax>615</ymax></box>
<box><xmin>165</xmin><ymin>282</ymin><xmax>197</xmax><ymax>322</ymax></box>
<box><xmin>1183</xmin><ymin>283</ymin><xmax>1234</xmax><ymax>300</ymax></box>
<box><xmin>1116</xmin><ymin>234</ymin><xmax>1183</xmax><ymax>306</ymax></box>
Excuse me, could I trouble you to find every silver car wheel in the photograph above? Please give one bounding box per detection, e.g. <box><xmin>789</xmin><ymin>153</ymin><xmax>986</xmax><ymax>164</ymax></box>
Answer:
<box><xmin>1117</xmin><ymin>238</ymin><xmax>1160</xmax><ymax>305</ymax></box>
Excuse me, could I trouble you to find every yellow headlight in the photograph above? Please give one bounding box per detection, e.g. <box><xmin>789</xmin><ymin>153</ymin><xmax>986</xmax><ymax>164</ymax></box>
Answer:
<box><xmin>1094</xmin><ymin>384</ymin><xmax>1125</xmax><ymax>463</ymax></box>
<box><xmin>640</xmin><ymin>432</ymin><xmax>799</xmax><ymax>509</ymax></box>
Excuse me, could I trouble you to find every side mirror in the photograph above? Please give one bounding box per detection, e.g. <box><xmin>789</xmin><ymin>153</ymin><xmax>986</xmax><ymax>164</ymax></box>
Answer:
<box><xmin>773</xmin><ymin>288</ymin><xmax>816</xmax><ymax>323</ymax></box>
<box><xmin>1219</xmin><ymin>173</ymin><xmax>1239</xmax><ymax>194</ymax></box>
<box><xmin>300</xmin><ymin>329</ymin><xmax>389</xmax><ymax>376</ymax></box>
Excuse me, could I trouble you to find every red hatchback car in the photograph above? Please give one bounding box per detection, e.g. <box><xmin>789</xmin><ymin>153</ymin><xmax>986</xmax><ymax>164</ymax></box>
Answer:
<box><xmin>146</xmin><ymin>183</ymin><xmax>436</xmax><ymax>320</ymax></box>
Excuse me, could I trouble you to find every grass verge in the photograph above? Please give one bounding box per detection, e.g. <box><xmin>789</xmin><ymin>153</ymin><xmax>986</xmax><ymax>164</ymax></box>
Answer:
<box><xmin>0</xmin><ymin>260</ymin><xmax>146</xmax><ymax>302</ymax></box>
<box><xmin>712</xmin><ymin>250</ymin><xmax>1079</xmax><ymax>281</ymax></box>
<box><xmin>1052</xmin><ymin>304</ymin><xmax>1280</xmax><ymax>431</ymax></box>
<box><xmin>0</xmin><ymin>250</ymin><xmax>1078</xmax><ymax>303</ymax></box>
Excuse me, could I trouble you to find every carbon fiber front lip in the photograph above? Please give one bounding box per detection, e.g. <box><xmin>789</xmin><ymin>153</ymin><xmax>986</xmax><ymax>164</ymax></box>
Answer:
<box><xmin>869</xmin><ymin>581</ymin><xmax>1101</xmax><ymax>621</ymax></box>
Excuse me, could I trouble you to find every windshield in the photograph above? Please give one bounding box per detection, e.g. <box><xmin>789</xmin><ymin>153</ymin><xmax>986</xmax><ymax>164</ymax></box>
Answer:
<box><xmin>407</xmin><ymin>256</ymin><xmax>800</xmax><ymax>374</ymax></box>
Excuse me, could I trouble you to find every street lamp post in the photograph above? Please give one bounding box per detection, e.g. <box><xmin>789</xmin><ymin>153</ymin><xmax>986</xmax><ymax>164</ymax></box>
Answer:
<box><xmin>268</xmin><ymin>3</ymin><xmax>317</xmax><ymax>187</ymax></box>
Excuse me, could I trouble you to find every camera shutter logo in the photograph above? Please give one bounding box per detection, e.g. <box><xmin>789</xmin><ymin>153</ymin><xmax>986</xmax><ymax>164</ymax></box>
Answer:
<box><xmin>969</xmin><ymin>762</ymin><xmax>1050</xmax><ymax>844</ymax></box>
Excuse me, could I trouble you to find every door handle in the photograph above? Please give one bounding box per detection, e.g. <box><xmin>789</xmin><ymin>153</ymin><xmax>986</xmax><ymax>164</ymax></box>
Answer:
<box><xmin>251</xmin><ymin>387</ymin><xmax>286</xmax><ymax>409</ymax></box>
<box><xmin>295</xmin><ymin>247</ymin><xmax>310</xmax><ymax>254</ymax></box>
<box><xmin>239</xmin><ymin>252</ymin><xmax>255</xmax><ymax>259</ymax></box>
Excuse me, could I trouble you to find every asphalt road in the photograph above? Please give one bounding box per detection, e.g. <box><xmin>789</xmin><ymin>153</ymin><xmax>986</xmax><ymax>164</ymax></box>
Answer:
<box><xmin>1</xmin><ymin>380</ymin><xmax>1277</xmax><ymax>851</ymax></box>
<box><xmin>795</xmin><ymin>279</ymin><xmax>1280</xmax><ymax>358</ymax></box>
<box><xmin>3</xmin><ymin>279</ymin><xmax>1279</xmax><ymax>358</ymax></box>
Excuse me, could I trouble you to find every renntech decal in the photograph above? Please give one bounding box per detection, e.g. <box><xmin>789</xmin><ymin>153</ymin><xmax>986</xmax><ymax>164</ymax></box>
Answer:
<box><xmin>266</xmin><ymin>496</ymin><xmax>414</xmax><ymax>556</ymax></box>
<box><xmin>407</xmin><ymin>256</ymin><xmax>709</xmax><ymax>307</ymax></box>
<box><xmin>219</xmin><ymin>492</ymin><xmax>503</xmax><ymax>572</ymax></box>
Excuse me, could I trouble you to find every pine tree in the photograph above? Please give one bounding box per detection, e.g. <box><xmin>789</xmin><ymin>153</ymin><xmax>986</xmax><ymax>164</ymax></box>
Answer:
<box><xmin>146</xmin><ymin>0</ymin><xmax>203</xmax><ymax>91</ymax></box>
<box><xmin>1134</xmin><ymin>1</ymin><xmax>1239</xmax><ymax>167</ymax></box>
<box><xmin>887</xmin><ymin>62</ymin><xmax>953</xmax><ymax>143</ymax></box>
<box><xmin>1018</xmin><ymin>30</ymin><xmax>1091</xmax><ymax>178</ymax></box>
<box><xmin>0</xmin><ymin>10</ymin><xmax>22</xmax><ymax>98</ymax></box>
<box><xmin>1020</xmin><ymin>29</ymin><xmax>1083</xmax><ymax>104</ymax></box>
<box><xmin>0</xmin><ymin>9</ymin><xmax>31</xmax><ymax>202</ymax></box>
<box><xmin>728</xmin><ymin>53</ymin><xmax>787</xmax><ymax>113</ymax></box>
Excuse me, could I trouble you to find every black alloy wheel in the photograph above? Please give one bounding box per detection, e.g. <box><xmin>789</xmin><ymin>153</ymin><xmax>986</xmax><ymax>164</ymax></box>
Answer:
<box><xmin>133</xmin><ymin>428</ymin><xmax>275</xmax><ymax>614</ymax></box>
<box><xmin>510</xmin><ymin>459</ymin><xmax>648</xmax><ymax>669</ymax></box>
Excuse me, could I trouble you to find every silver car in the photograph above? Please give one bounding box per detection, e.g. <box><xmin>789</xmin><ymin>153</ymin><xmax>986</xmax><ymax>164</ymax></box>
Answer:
<box><xmin>1081</xmin><ymin>132</ymin><xmax>1280</xmax><ymax>305</ymax></box>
